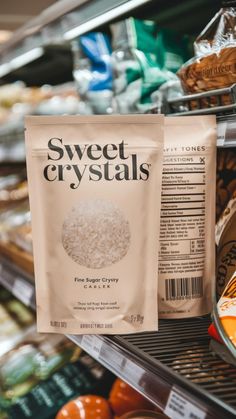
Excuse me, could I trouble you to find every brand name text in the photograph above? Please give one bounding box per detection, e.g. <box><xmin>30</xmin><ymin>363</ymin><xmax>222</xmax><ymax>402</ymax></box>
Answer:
<box><xmin>43</xmin><ymin>138</ymin><xmax>151</xmax><ymax>189</ymax></box>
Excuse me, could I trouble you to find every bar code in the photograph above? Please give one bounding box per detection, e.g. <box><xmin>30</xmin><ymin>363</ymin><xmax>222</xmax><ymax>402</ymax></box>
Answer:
<box><xmin>50</xmin><ymin>321</ymin><xmax>67</xmax><ymax>328</ymax></box>
<box><xmin>80</xmin><ymin>323</ymin><xmax>113</xmax><ymax>329</ymax></box>
<box><xmin>165</xmin><ymin>277</ymin><xmax>203</xmax><ymax>300</ymax></box>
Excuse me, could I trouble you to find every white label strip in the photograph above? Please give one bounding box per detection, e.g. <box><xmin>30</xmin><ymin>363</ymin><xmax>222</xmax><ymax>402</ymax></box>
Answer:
<box><xmin>217</xmin><ymin>121</ymin><xmax>227</xmax><ymax>147</ymax></box>
<box><xmin>103</xmin><ymin>347</ymin><xmax>124</xmax><ymax>370</ymax></box>
<box><xmin>81</xmin><ymin>335</ymin><xmax>103</xmax><ymax>359</ymax></box>
<box><xmin>165</xmin><ymin>389</ymin><xmax>206</xmax><ymax>419</ymax></box>
<box><xmin>224</xmin><ymin>119</ymin><xmax>236</xmax><ymax>146</ymax></box>
<box><xmin>124</xmin><ymin>359</ymin><xmax>144</xmax><ymax>382</ymax></box>
<box><xmin>12</xmin><ymin>278</ymin><xmax>33</xmax><ymax>306</ymax></box>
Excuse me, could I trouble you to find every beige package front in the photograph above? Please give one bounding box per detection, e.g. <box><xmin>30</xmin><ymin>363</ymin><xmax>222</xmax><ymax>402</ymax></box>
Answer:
<box><xmin>25</xmin><ymin>115</ymin><xmax>164</xmax><ymax>334</ymax></box>
<box><xmin>159</xmin><ymin>116</ymin><xmax>217</xmax><ymax>318</ymax></box>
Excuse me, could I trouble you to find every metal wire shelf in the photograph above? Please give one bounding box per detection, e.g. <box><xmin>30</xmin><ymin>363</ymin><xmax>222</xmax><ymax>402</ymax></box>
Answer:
<box><xmin>0</xmin><ymin>257</ymin><xmax>236</xmax><ymax>418</ymax></box>
<box><xmin>167</xmin><ymin>84</ymin><xmax>236</xmax><ymax>116</ymax></box>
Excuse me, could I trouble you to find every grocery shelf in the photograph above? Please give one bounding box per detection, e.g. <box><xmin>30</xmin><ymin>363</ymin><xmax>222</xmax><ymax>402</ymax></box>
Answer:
<box><xmin>0</xmin><ymin>0</ymin><xmax>220</xmax><ymax>83</ymax></box>
<box><xmin>73</xmin><ymin>321</ymin><xmax>236</xmax><ymax>419</ymax></box>
<box><xmin>0</xmin><ymin>1</ymin><xmax>235</xmax><ymax>417</ymax></box>
<box><xmin>0</xmin><ymin>256</ymin><xmax>235</xmax><ymax>419</ymax></box>
<box><xmin>150</xmin><ymin>83</ymin><xmax>236</xmax><ymax>146</ymax></box>
<box><xmin>167</xmin><ymin>84</ymin><xmax>236</xmax><ymax>117</ymax></box>
<box><xmin>0</xmin><ymin>257</ymin><xmax>35</xmax><ymax>309</ymax></box>
<box><xmin>0</xmin><ymin>0</ymin><xmax>152</xmax><ymax>76</ymax></box>
<box><xmin>146</xmin><ymin>85</ymin><xmax>236</xmax><ymax>141</ymax></box>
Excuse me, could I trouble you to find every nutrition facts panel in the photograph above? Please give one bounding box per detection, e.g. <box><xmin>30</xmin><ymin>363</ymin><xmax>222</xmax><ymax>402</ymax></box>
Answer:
<box><xmin>160</xmin><ymin>155</ymin><xmax>205</xmax><ymax>258</ymax></box>
<box><xmin>159</xmin><ymin>154</ymin><xmax>206</xmax><ymax>306</ymax></box>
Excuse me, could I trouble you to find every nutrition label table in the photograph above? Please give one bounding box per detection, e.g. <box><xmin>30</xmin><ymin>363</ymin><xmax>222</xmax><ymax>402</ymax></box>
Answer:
<box><xmin>159</xmin><ymin>153</ymin><xmax>207</xmax><ymax>309</ymax></box>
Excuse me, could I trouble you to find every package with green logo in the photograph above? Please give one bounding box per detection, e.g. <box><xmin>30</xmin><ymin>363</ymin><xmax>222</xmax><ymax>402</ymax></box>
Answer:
<box><xmin>25</xmin><ymin>115</ymin><xmax>164</xmax><ymax>334</ymax></box>
<box><xmin>111</xmin><ymin>19</ymin><xmax>176</xmax><ymax>113</ymax></box>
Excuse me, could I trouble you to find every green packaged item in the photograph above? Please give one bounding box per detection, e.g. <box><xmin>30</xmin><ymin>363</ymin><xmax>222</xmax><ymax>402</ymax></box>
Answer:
<box><xmin>111</xmin><ymin>18</ymin><xmax>182</xmax><ymax>113</ymax></box>
<box><xmin>0</xmin><ymin>327</ymin><xmax>112</xmax><ymax>419</ymax></box>
<box><xmin>0</xmin><ymin>333</ymin><xmax>81</xmax><ymax>410</ymax></box>
<box><xmin>5</xmin><ymin>360</ymin><xmax>95</xmax><ymax>419</ymax></box>
<box><xmin>0</xmin><ymin>344</ymin><xmax>111</xmax><ymax>419</ymax></box>
<box><xmin>155</xmin><ymin>28</ymin><xmax>190</xmax><ymax>73</ymax></box>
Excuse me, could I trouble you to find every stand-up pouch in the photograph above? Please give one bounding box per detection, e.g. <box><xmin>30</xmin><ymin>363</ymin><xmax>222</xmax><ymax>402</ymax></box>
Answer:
<box><xmin>25</xmin><ymin>115</ymin><xmax>164</xmax><ymax>334</ymax></box>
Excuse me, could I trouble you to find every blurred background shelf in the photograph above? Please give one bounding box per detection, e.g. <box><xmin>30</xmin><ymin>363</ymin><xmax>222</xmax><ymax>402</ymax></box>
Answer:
<box><xmin>0</xmin><ymin>257</ymin><xmax>35</xmax><ymax>308</ymax></box>
<box><xmin>0</xmin><ymin>0</ymin><xmax>221</xmax><ymax>85</ymax></box>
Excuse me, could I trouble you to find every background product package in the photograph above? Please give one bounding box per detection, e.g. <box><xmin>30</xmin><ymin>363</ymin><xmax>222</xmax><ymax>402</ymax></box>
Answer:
<box><xmin>111</xmin><ymin>19</ymin><xmax>181</xmax><ymax>114</ymax></box>
<box><xmin>72</xmin><ymin>32</ymin><xmax>113</xmax><ymax>115</ymax></box>
<box><xmin>25</xmin><ymin>115</ymin><xmax>164</xmax><ymax>335</ymax></box>
<box><xmin>159</xmin><ymin>116</ymin><xmax>217</xmax><ymax>318</ymax></box>
<box><xmin>0</xmin><ymin>329</ymin><xmax>112</xmax><ymax>419</ymax></box>
<box><xmin>178</xmin><ymin>4</ymin><xmax>236</xmax><ymax>94</ymax></box>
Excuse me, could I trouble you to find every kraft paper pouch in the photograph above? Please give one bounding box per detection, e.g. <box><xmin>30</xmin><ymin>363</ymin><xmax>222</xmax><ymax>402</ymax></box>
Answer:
<box><xmin>25</xmin><ymin>115</ymin><xmax>164</xmax><ymax>334</ymax></box>
<box><xmin>159</xmin><ymin>116</ymin><xmax>217</xmax><ymax>318</ymax></box>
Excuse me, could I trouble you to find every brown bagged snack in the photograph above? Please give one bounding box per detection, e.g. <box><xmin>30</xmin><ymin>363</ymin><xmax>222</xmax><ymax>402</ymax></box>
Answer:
<box><xmin>25</xmin><ymin>115</ymin><xmax>164</xmax><ymax>334</ymax></box>
<box><xmin>178</xmin><ymin>48</ymin><xmax>236</xmax><ymax>95</ymax></box>
<box><xmin>178</xmin><ymin>4</ymin><xmax>236</xmax><ymax>94</ymax></box>
<box><xmin>159</xmin><ymin>116</ymin><xmax>217</xmax><ymax>318</ymax></box>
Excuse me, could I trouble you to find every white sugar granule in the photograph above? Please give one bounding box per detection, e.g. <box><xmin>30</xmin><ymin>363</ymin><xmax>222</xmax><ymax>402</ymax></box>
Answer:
<box><xmin>62</xmin><ymin>199</ymin><xmax>130</xmax><ymax>269</ymax></box>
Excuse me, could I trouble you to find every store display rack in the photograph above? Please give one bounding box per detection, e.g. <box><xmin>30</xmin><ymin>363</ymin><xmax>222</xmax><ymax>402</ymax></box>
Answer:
<box><xmin>0</xmin><ymin>0</ymin><xmax>220</xmax><ymax>83</ymax></box>
<box><xmin>167</xmin><ymin>84</ymin><xmax>236</xmax><ymax>117</ymax></box>
<box><xmin>0</xmin><ymin>255</ymin><xmax>235</xmax><ymax>419</ymax></box>
<box><xmin>167</xmin><ymin>85</ymin><xmax>236</xmax><ymax>147</ymax></box>
<box><xmin>0</xmin><ymin>0</ymin><xmax>153</xmax><ymax>77</ymax></box>
<box><xmin>146</xmin><ymin>84</ymin><xmax>236</xmax><ymax>146</ymax></box>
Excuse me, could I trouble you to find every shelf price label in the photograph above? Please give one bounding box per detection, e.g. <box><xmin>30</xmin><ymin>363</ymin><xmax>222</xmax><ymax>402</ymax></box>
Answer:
<box><xmin>81</xmin><ymin>335</ymin><xmax>103</xmax><ymax>360</ymax></box>
<box><xmin>165</xmin><ymin>388</ymin><xmax>206</xmax><ymax>419</ymax></box>
<box><xmin>217</xmin><ymin>121</ymin><xmax>227</xmax><ymax>147</ymax></box>
<box><xmin>123</xmin><ymin>359</ymin><xmax>144</xmax><ymax>383</ymax></box>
